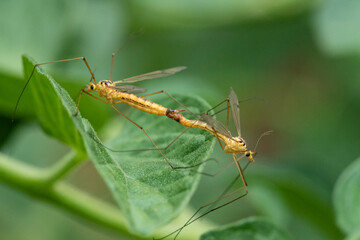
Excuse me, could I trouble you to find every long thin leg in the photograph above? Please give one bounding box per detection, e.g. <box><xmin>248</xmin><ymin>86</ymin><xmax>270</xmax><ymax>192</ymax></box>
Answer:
<box><xmin>88</xmin><ymin>124</ymin><xmax>214</xmax><ymax>174</ymax></box>
<box><xmin>209</xmin><ymin>96</ymin><xmax>264</xmax><ymax>117</ymax></box>
<box><xmin>155</xmin><ymin>187</ymin><xmax>247</xmax><ymax>240</ymax></box>
<box><xmin>14</xmin><ymin>57</ymin><xmax>96</xmax><ymax>120</ymax></box>
<box><xmin>197</xmin><ymin>159</ymin><xmax>252</xmax><ymax>227</ymax></box>
<box><xmin>233</xmin><ymin>153</ymin><xmax>248</xmax><ymax>188</ymax></box>
<box><xmin>155</xmin><ymin>178</ymin><xmax>248</xmax><ymax>239</ymax></box>
<box><xmin>204</xmin><ymin>154</ymin><xmax>246</xmax><ymax>178</ymax></box>
<box><xmin>104</xmin><ymin>124</ymin><xmax>193</xmax><ymax>152</ymax></box>
<box><xmin>226</xmin><ymin>98</ymin><xmax>230</xmax><ymax>131</ymax></box>
<box><xmin>154</xmin><ymin>153</ymin><xmax>249</xmax><ymax>240</ymax></box>
<box><xmin>141</xmin><ymin>90</ymin><xmax>228</xmax><ymax>127</ymax></box>
<box><xmin>203</xmin><ymin>156</ymin><xmax>251</xmax><ymax>212</ymax></box>
<box><xmin>161</xmin><ymin>91</ymin><xmax>196</xmax><ymax>116</ymax></box>
<box><xmin>204</xmin><ymin>175</ymin><xmax>241</xmax><ymax>211</ymax></box>
<box><xmin>111</xmin><ymin>97</ymin><xmax>196</xmax><ymax>153</ymax></box>
<box><xmin>203</xmin><ymin>96</ymin><xmax>230</xmax><ymax>130</ymax></box>
<box><xmin>200</xmin><ymin>157</ymin><xmax>236</xmax><ymax>177</ymax></box>
<box><xmin>139</xmin><ymin>90</ymin><xmax>165</xmax><ymax>98</ymax></box>
<box><xmin>110</xmin><ymin>51</ymin><xmax>117</xmax><ymax>82</ymax></box>
<box><xmin>74</xmin><ymin>89</ymin><xmax>108</xmax><ymax>116</ymax></box>
<box><xmin>206</xmin><ymin>99</ymin><xmax>228</xmax><ymax>115</ymax></box>
<box><xmin>142</xmin><ymin>90</ymin><xmax>229</xmax><ymax>121</ymax></box>
<box><xmin>110</xmin><ymin>104</ymin><xmax>196</xmax><ymax>170</ymax></box>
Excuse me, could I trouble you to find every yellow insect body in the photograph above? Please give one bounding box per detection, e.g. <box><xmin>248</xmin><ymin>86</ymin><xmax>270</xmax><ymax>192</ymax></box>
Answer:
<box><xmin>88</xmin><ymin>80</ymin><xmax>168</xmax><ymax>116</ymax></box>
<box><xmin>170</xmin><ymin>112</ymin><xmax>254</xmax><ymax>162</ymax></box>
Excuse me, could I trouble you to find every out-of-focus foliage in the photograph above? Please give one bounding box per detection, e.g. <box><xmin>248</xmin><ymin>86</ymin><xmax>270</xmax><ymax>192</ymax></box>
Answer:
<box><xmin>247</xmin><ymin>167</ymin><xmax>340</xmax><ymax>239</ymax></box>
<box><xmin>1</xmin><ymin>0</ymin><xmax>360</xmax><ymax>239</ymax></box>
<box><xmin>334</xmin><ymin>157</ymin><xmax>360</xmax><ymax>235</ymax></box>
<box><xmin>200</xmin><ymin>217</ymin><xmax>292</xmax><ymax>240</ymax></box>
<box><xmin>314</xmin><ymin>0</ymin><xmax>360</xmax><ymax>56</ymax></box>
<box><xmin>128</xmin><ymin>0</ymin><xmax>319</xmax><ymax>29</ymax></box>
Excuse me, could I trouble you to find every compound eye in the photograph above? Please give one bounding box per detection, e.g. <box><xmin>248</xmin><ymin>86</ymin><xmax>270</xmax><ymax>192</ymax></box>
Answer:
<box><xmin>90</xmin><ymin>85</ymin><xmax>94</xmax><ymax>90</ymax></box>
<box><xmin>245</xmin><ymin>152</ymin><xmax>250</xmax><ymax>157</ymax></box>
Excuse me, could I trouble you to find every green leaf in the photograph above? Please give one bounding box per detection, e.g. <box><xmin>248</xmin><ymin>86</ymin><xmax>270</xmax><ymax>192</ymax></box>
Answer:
<box><xmin>22</xmin><ymin>56</ymin><xmax>86</xmax><ymax>153</ymax></box>
<box><xmin>334</xmin><ymin>157</ymin><xmax>360</xmax><ymax>235</ymax></box>
<box><xmin>345</xmin><ymin>231</ymin><xmax>360</xmax><ymax>240</ymax></box>
<box><xmin>21</xmin><ymin>55</ymin><xmax>215</xmax><ymax>235</ymax></box>
<box><xmin>248</xmin><ymin>167</ymin><xmax>343</xmax><ymax>240</ymax></box>
<box><xmin>200</xmin><ymin>217</ymin><xmax>292</xmax><ymax>240</ymax></box>
<box><xmin>105</xmin><ymin>94</ymin><xmax>216</xmax><ymax>235</ymax></box>
<box><xmin>314</xmin><ymin>0</ymin><xmax>360</xmax><ymax>56</ymax></box>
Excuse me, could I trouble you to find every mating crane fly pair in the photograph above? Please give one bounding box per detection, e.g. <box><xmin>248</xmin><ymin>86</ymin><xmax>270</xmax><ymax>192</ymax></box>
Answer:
<box><xmin>15</xmin><ymin>56</ymin><xmax>257</xmax><ymax>167</ymax></box>
<box><xmin>14</xmin><ymin>54</ymin><xmax>269</xmax><ymax>240</ymax></box>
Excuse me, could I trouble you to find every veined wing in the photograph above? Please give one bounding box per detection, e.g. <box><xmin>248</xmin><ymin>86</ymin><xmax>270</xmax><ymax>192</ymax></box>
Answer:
<box><xmin>200</xmin><ymin>113</ymin><xmax>232</xmax><ymax>139</ymax></box>
<box><xmin>108</xmin><ymin>85</ymin><xmax>147</xmax><ymax>94</ymax></box>
<box><xmin>229</xmin><ymin>87</ymin><xmax>241</xmax><ymax>137</ymax></box>
<box><xmin>113</xmin><ymin>66</ymin><xmax>186</xmax><ymax>84</ymax></box>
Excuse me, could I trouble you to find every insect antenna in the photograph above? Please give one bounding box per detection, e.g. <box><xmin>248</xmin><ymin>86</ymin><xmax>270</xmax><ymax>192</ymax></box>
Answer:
<box><xmin>253</xmin><ymin>130</ymin><xmax>273</xmax><ymax>156</ymax></box>
<box><xmin>110</xmin><ymin>30</ymin><xmax>142</xmax><ymax>81</ymax></box>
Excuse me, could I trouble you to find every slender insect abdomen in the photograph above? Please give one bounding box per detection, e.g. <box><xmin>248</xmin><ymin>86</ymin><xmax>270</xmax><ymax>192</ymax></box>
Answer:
<box><xmin>178</xmin><ymin>116</ymin><xmax>216</xmax><ymax>134</ymax></box>
<box><xmin>115</xmin><ymin>92</ymin><xmax>168</xmax><ymax>116</ymax></box>
<box><xmin>175</xmin><ymin>113</ymin><xmax>248</xmax><ymax>153</ymax></box>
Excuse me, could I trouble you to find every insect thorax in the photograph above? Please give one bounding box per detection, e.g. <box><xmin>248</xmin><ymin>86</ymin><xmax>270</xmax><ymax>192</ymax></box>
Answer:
<box><xmin>99</xmin><ymin>80</ymin><xmax>113</xmax><ymax>85</ymax></box>
<box><xmin>224</xmin><ymin>137</ymin><xmax>247</xmax><ymax>153</ymax></box>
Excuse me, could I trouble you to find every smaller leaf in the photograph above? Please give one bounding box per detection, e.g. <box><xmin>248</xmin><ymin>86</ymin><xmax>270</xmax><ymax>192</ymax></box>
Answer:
<box><xmin>334</xmin><ymin>157</ymin><xmax>360</xmax><ymax>235</ymax></box>
<box><xmin>200</xmin><ymin>217</ymin><xmax>292</xmax><ymax>240</ymax></box>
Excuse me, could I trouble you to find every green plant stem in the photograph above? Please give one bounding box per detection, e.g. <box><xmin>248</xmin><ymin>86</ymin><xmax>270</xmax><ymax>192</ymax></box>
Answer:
<box><xmin>0</xmin><ymin>152</ymin><xmax>210</xmax><ymax>239</ymax></box>
<box><xmin>0</xmin><ymin>153</ymin><xmax>135</xmax><ymax>238</ymax></box>
<box><xmin>43</xmin><ymin>150</ymin><xmax>84</xmax><ymax>183</ymax></box>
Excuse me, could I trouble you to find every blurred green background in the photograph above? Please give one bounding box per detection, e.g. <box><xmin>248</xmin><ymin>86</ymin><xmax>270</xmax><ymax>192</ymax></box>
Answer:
<box><xmin>1</xmin><ymin>0</ymin><xmax>359</xmax><ymax>239</ymax></box>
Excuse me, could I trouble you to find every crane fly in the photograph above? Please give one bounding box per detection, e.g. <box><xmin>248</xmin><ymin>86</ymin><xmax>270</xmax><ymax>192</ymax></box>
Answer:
<box><xmin>154</xmin><ymin>88</ymin><xmax>272</xmax><ymax>240</ymax></box>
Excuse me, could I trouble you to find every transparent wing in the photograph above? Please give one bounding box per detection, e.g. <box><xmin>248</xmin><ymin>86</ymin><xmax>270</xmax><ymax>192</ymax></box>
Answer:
<box><xmin>229</xmin><ymin>87</ymin><xmax>241</xmax><ymax>137</ymax></box>
<box><xmin>113</xmin><ymin>66</ymin><xmax>186</xmax><ymax>84</ymax></box>
<box><xmin>108</xmin><ymin>85</ymin><xmax>147</xmax><ymax>94</ymax></box>
<box><xmin>200</xmin><ymin>113</ymin><xmax>232</xmax><ymax>138</ymax></box>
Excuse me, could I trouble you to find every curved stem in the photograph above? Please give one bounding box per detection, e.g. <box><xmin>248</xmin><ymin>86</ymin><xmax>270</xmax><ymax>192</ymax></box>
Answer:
<box><xmin>42</xmin><ymin>150</ymin><xmax>84</xmax><ymax>184</ymax></box>
<box><xmin>0</xmin><ymin>153</ymin><xmax>139</xmax><ymax>238</ymax></box>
